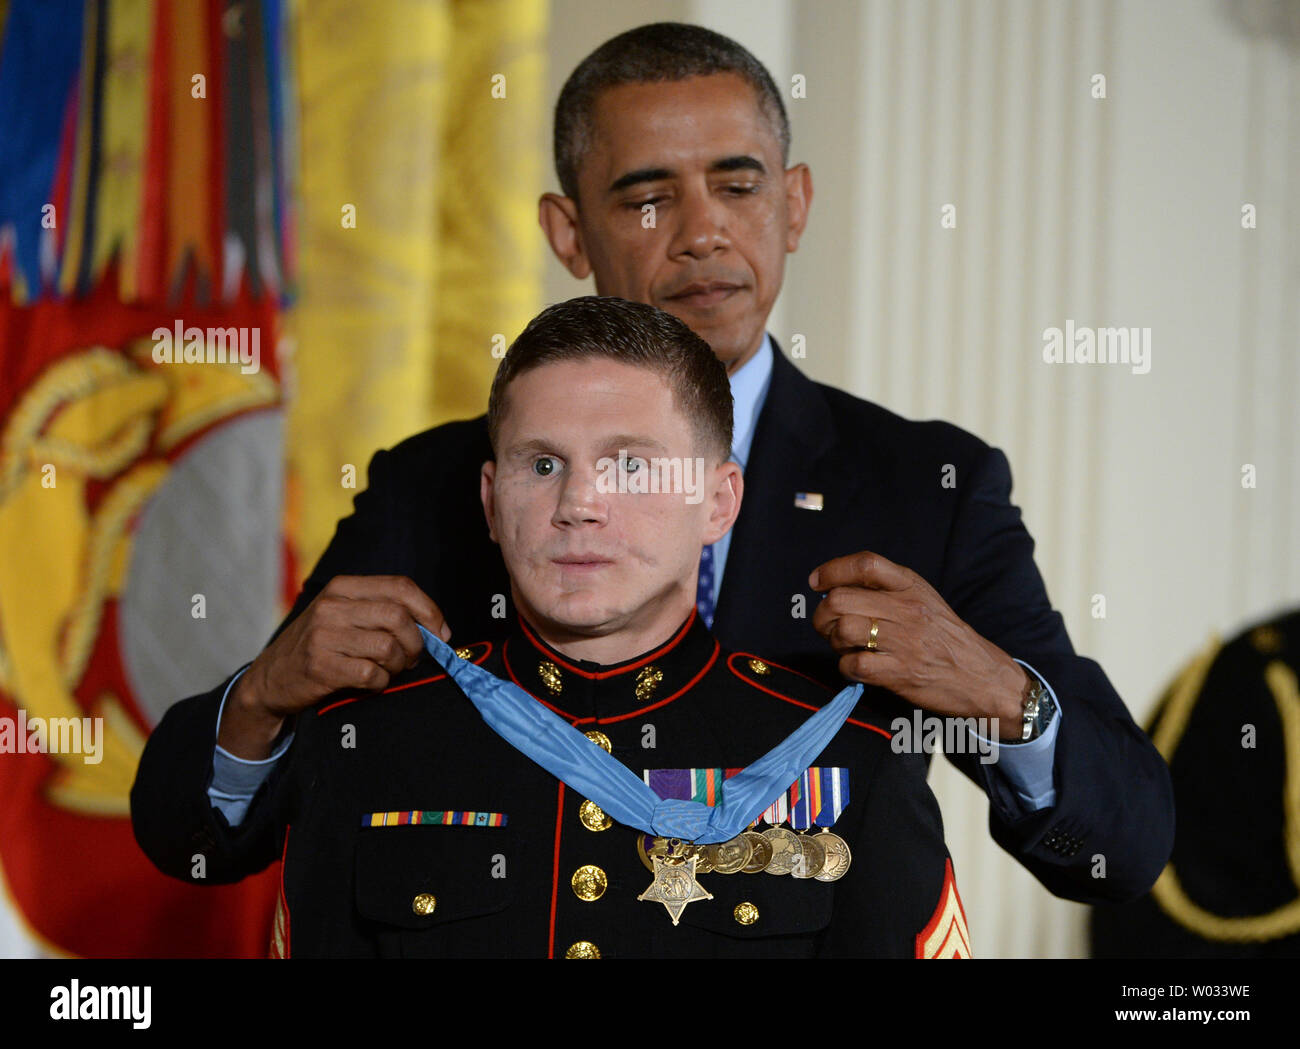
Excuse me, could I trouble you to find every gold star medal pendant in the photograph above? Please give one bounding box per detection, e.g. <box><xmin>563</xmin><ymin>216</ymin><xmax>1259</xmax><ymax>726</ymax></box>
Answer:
<box><xmin>637</xmin><ymin>838</ymin><xmax>713</xmax><ymax>925</ymax></box>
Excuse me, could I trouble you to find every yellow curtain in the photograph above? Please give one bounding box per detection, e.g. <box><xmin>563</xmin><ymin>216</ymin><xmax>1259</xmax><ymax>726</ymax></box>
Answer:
<box><xmin>288</xmin><ymin>0</ymin><xmax>547</xmax><ymax>576</ymax></box>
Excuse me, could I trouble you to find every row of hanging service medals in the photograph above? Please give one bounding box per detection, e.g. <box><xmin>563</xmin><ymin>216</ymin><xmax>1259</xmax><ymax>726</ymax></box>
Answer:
<box><xmin>634</xmin><ymin>767</ymin><xmax>852</xmax><ymax>924</ymax></box>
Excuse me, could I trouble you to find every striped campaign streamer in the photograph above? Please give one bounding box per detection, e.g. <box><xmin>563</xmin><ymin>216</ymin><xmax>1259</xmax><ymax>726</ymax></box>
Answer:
<box><xmin>361</xmin><ymin>810</ymin><xmax>508</xmax><ymax>828</ymax></box>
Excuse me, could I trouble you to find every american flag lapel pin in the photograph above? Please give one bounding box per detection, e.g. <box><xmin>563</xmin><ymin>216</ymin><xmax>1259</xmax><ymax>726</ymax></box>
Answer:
<box><xmin>794</xmin><ymin>492</ymin><xmax>824</xmax><ymax>511</ymax></box>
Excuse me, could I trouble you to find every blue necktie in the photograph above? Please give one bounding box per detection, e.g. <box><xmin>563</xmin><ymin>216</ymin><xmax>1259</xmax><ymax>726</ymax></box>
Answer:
<box><xmin>418</xmin><ymin>625</ymin><xmax>863</xmax><ymax>844</ymax></box>
<box><xmin>697</xmin><ymin>545</ymin><xmax>716</xmax><ymax>628</ymax></box>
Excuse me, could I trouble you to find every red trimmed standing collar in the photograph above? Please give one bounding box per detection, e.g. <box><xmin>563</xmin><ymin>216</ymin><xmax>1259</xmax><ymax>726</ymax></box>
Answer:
<box><xmin>502</xmin><ymin>609</ymin><xmax>720</xmax><ymax>724</ymax></box>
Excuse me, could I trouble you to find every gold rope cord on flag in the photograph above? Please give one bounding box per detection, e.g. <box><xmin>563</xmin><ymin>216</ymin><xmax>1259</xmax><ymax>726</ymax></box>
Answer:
<box><xmin>1149</xmin><ymin>638</ymin><xmax>1300</xmax><ymax>942</ymax></box>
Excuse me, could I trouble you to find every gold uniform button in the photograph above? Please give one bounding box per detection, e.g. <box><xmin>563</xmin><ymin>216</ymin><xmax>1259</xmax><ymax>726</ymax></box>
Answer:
<box><xmin>571</xmin><ymin>864</ymin><xmax>608</xmax><ymax>902</ymax></box>
<box><xmin>734</xmin><ymin>901</ymin><xmax>759</xmax><ymax>925</ymax></box>
<box><xmin>565</xmin><ymin>941</ymin><xmax>601</xmax><ymax>959</ymax></box>
<box><xmin>578</xmin><ymin>799</ymin><xmax>613</xmax><ymax>832</ymax></box>
<box><xmin>584</xmin><ymin>730</ymin><xmax>613</xmax><ymax>753</ymax></box>
<box><xmin>747</xmin><ymin>659</ymin><xmax>770</xmax><ymax>675</ymax></box>
<box><xmin>454</xmin><ymin>646</ymin><xmax>474</xmax><ymax>660</ymax></box>
<box><xmin>412</xmin><ymin>893</ymin><xmax>437</xmax><ymax>916</ymax></box>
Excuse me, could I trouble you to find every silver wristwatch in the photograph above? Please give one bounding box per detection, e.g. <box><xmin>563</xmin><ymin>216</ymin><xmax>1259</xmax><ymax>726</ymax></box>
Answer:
<box><xmin>1010</xmin><ymin>668</ymin><xmax>1056</xmax><ymax>743</ymax></box>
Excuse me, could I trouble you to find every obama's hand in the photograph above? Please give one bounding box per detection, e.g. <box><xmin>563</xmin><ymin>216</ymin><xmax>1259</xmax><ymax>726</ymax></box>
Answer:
<box><xmin>809</xmin><ymin>551</ymin><xmax>1027</xmax><ymax>738</ymax></box>
<box><xmin>217</xmin><ymin>575</ymin><xmax>450</xmax><ymax>758</ymax></box>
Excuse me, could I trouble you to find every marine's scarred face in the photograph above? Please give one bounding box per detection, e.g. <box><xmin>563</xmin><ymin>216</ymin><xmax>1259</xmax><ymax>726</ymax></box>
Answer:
<box><xmin>481</xmin><ymin>359</ymin><xmax>741</xmax><ymax>661</ymax></box>
<box><xmin>541</xmin><ymin>73</ymin><xmax>812</xmax><ymax>374</ymax></box>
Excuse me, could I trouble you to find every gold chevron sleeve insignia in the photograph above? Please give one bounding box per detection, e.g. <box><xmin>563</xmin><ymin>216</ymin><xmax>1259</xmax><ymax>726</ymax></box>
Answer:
<box><xmin>916</xmin><ymin>858</ymin><xmax>972</xmax><ymax>958</ymax></box>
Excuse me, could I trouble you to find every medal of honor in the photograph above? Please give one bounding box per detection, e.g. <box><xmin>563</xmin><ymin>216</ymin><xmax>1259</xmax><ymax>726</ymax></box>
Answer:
<box><xmin>638</xmin><ymin>853</ymin><xmax>713</xmax><ymax>925</ymax></box>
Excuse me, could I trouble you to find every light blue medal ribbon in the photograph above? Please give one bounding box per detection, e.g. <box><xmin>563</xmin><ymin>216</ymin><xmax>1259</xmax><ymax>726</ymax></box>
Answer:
<box><xmin>419</xmin><ymin>625</ymin><xmax>863</xmax><ymax>845</ymax></box>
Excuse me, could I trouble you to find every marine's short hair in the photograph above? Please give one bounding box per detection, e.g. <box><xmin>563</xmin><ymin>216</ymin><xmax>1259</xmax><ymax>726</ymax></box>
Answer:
<box><xmin>554</xmin><ymin>22</ymin><xmax>791</xmax><ymax>202</ymax></box>
<box><xmin>487</xmin><ymin>296</ymin><xmax>733</xmax><ymax>461</ymax></box>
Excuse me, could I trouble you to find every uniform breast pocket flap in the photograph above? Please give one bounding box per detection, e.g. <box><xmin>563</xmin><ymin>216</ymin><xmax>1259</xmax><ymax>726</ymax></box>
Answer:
<box><xmin>354</xmin><ymin>815</ymin><xmax>513</xmax><ymax>931</ymax></box>
<box><xmin>677</xmin><ymin>875</ymin><xmax>835</xmax><ymax>940</ymax></box>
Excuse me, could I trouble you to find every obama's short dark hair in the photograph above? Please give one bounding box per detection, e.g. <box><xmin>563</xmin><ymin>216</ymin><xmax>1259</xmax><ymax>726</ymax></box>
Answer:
<box><xmin>554</xmin><ymin>22</ymin><xmax>790</xmax><ymax>202</ymax></box>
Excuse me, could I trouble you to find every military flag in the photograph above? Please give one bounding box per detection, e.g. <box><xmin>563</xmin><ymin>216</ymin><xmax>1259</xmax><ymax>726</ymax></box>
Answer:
<box><xmin>0</xmin><ymin>0</ymin><xmax>295</xmax><ymax>957</ymax></box>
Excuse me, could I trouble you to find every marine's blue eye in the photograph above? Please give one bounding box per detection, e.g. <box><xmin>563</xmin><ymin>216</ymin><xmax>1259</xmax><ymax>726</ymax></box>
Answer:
<box><xmin>533</xmin><ymin>457</ymin><xmax>558</xmax><ymax>477</ymax></box>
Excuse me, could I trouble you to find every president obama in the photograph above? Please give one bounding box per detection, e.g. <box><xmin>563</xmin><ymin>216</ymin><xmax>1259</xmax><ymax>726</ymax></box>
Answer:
<box><xmin>188</xmin><ymin>22</ymin><xmax>1173</xmax><ymax>904</ymax></box>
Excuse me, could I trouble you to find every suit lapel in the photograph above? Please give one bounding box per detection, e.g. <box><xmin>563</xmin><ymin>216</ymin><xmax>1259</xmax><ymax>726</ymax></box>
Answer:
<box><xmin>713</xmin><ymin>343</ymin><xmax>862</xmax><ymax>650</ymax></box>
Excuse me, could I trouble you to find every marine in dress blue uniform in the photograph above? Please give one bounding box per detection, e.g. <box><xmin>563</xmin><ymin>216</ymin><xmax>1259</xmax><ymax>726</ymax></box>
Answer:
<box><xmin>132</xmin><ymin>609</ymin><xmax>970</xmax><ymax>958</ymax></box>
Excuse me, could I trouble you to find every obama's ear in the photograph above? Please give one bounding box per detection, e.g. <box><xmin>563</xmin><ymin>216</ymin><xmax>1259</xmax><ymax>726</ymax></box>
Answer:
<box><xmin>539</xmin><ymin>193</ymin><xmax>592</xmax><ymax>280</ymax></box>
<box><xmin>783</xmin><ymin>163</ymin><xmax>813</xmax><ymax>253</ymax></box>
<box><xmin>480</xmin><ymin>460</ymin><xmax>500</xmax><ymax>544</ymax></box>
